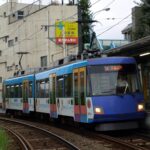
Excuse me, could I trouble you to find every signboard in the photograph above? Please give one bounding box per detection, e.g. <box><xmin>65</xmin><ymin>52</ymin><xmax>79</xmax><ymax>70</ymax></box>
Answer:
<box><xmin>55</xmin><ymin>21</ymin><xmax>78</xmax><ymax>44</ymax></box>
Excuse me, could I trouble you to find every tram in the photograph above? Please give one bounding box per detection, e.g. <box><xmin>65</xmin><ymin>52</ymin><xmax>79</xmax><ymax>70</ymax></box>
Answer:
<box><xmin>3</xmin><ymin>57</ymin><xmax>145</xmax><ymax>130</ymax></box>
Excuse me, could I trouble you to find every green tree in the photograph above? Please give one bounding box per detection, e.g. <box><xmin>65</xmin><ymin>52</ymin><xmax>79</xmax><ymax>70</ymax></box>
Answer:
<box><xmin>134</xmin><ymin>0</ymin><xmax>150</xmax><ymax>39</ymax></box>
<box><xmin>78</xmin><ymin>0</ymin><xmax>92</xmax><ymax>51</ymax></box>
<box><xmin>140</xmin><ymin>0</ymin><xmax>150</xmax><ymax>25</ymax></box>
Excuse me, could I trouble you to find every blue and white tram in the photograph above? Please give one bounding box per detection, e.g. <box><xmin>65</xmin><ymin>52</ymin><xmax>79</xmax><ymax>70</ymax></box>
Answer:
<box><xmin>3</xmin><ymin>74</ymin><xmax>35</xmax><ymax>114</ymax></box>
<box><xmin>3</xmin><ymin>57</ymin><xmax>146</xmax><ymax>130</ymax></box>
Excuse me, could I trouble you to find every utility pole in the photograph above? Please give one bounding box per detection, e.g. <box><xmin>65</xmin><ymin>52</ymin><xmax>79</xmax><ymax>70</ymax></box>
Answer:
<box><xmin>10</xmin><ymin>0</ymin><xmax>18</xmax><ymax>12</ymax></box>
<box><xmin>48</xmin><ymin>10</ymin><xmax>51</xmax><ymax>66</ymax></box>
<box><xmin>62</xmin><ymin>26</ymin><xmax>66</xmax><ymax>57</ymax></box>
<box><xmin>77</xmin><ymin>4</ymin><xmax>82</xmax><ymax>55</ymax></box>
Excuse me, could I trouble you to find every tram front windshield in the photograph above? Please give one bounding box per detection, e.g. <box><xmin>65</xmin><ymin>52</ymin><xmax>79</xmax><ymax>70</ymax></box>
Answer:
<box><xmin>89</xmin><ymin>64</ymin><xmax>141</xmax><ymax>96</ymax></box>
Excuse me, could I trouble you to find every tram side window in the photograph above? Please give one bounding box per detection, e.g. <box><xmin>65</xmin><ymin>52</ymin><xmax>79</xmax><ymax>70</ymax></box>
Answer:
<box><xmin>129</xmin><ymin>74</ymin><xmax>139</xmax><ymax>92</ymax></box>
<box><xmin>50</xmin><ymin>75</ymin><xmax>56</xmax><ymax>104</ymax></box>
<box><xmin>80</xmin><ymin>71</ymin><xmax>85</xmax><ymax>105</ymax></box>
<box><xmin>74</xmin><ymin>73</ymin><xmax>78</xmax><ymax>105</ymax></box>
<box><xmin>64</xmin><ymin>74</ymin><xmax>72</xmax><ymax>97</ymax></box>
<box><xmin>49</xmin><ymin>78</ymin><xmax>52</xmax><ymax>101</ymax></box>
<box><xmin>86</xmin><ymin>74</ymin><xmax>91</xmax><ymax>97</ymax></box>
<box><xmin>19</xmin><ymin>85</ymin><xmax>22</xmax><ymax>97</ymax></box>
<box><xmin>40</xmin><ymin>81</ymin><xmax>45</xmax><ymax>98</ymax></box>
<box><xmin>45</xmin><ymin>80</ymin><xmax>49</xmax><ymax>98</ymax></box>
<box><xmin>57</xmin><ymin>76</ymin><xmax>64</xmax><ymax>97</ymax></box>
<box><xmin>6</xmin><ymin>86</ymin><xmax>10</xmax><ymax>98</ymax></box>
<box><xmin>14</xmin><ymin>85</ymin><xmax>19</xmax><ymax>98</ymax></box>
<box><xmin>36</xmin><ymin>80</ymin><xmax>46</xmax><ymax>98</ymax></box>
<box><xmin>29</xmin><ymin>82</ymin><xmax>32</xmax><ymax>98</ymax></box>
<box><xmin>10</xmin><ymin>86</ymin><xmax>15</xmax><ymax>98</ymax></box>
<box><xmin>36</xmin><ymin>81</ymin><xmax>40</xmax><ymax>98</ymax></box>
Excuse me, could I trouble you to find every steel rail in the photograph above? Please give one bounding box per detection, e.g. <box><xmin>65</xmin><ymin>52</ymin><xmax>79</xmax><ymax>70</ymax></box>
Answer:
<box><xmin>96</xmin><ymin>133</ymin><xmax>149</xmax><ymax>150</ymax></box>
<box><xmin>0</xmin><ymin>117</ymin><xmax>79</xmax><ymax>150</ymax></box>
<box><xmin>2</xmin><ymin>126</ymin><xmax>33</xmax><ymax>150</ymax></box>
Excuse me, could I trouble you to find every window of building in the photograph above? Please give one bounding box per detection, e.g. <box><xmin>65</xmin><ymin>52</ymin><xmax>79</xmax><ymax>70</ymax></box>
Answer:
<box><xmin>0</xmin><ymin>77</ymin><xmax>2</xmax><ymax>83</ymax></box>
<box><xmin>8</xmin><ymin>39</ymin><xmax>14</xmax><ymax>47</ymax></box>
<box><xmin>41</xmin><ymin>56</ymin><xmax>47</xmax><ymax>67</ymax></box>
<box><xmin>3</xmin><ymin>12</ymin><xmax>6</xmax><ymax>17</ymax></box>
<box><xmin>15</xmin><ymin>37</ymin><xmax>18</xmax><ymax>42</ymax></box>
<box><xmin>0</xmin><ymin>51</ymin><xmax>2</xmax><ymax>56</ymax></box>
<box><xmin>7</xmin><ymin>66</ymin><xmax>13</xmax><ymax>71</ymax></box>
<box><xmin>5</xmin><ymin>36</ymin><xmax>8</xmax><ymax>43</ymax></box>
<box><xmin>17</xmin><ymin>11</ymin><xmax>24</xmax><ymax>19</ymax></box>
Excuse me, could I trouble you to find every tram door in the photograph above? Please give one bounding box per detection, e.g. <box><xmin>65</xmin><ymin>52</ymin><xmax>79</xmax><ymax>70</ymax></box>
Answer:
<box><xmin>22</xmin><ymin>80</ymin><xmax>29</xmax><ymax>113</ymax></box>
<box><xmin>73</xmin><ymin>67</ymin><xmax>86</xmax><ymax>122</ymax></box>
<box><xmin>49</xmin><ymin>74</ymin><xmax>57</xmax><ymax>118</ymax></box>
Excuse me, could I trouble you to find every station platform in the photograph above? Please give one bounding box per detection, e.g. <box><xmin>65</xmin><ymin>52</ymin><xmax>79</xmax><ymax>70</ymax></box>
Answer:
<box><xmin>143</xmin><ymin>111</ymin><xmax>150</xmax><ymax>129</ymax></box>
<box><xmin>0</xmin><ymin>108</ymin><xmax>5</xmax><ymax>113</ymax></box>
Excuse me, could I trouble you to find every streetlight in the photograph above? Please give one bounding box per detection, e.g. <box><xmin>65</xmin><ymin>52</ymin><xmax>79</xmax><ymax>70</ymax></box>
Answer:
<box><xmin>92</xmin><ymin>8</ymin><xmax>110</xmax><ymax>17</ymax></box>
<box><xmin>89</xmin><ymin>8</ymin><xmax>110</xmax><ymax>52</ymax></box>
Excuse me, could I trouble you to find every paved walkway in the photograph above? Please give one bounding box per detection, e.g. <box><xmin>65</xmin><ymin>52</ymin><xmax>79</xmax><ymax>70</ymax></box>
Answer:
<box><xmin>144</xmin><ymin>112</ymin><xmax>150</xmax><ymax>129</ymax></box>
<box><xmin>0</xmin><ymin>108</ymin><xmax>5</xmax><ymax>113</ymax></box>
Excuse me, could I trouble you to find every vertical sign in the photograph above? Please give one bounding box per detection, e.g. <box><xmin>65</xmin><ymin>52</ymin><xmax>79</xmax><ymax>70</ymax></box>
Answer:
<box><xmin>55</xmin><ymin>21</ymin><xmax>78</xmax><ymax>44</ymax></box>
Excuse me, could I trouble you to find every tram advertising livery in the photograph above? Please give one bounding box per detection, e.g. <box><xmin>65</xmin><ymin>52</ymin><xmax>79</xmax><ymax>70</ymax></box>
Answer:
<box><xmin>3</xmin><ymin>57</ymin><xmax>145</xmax><ymax>131</ymax></box>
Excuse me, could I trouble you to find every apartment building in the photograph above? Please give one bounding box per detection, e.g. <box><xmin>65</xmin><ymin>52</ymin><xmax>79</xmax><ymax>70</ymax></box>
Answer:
<box><xmin>0</xmin><ymin>0</ymin><xmax>78</xmax><ymax>105</ymax></box>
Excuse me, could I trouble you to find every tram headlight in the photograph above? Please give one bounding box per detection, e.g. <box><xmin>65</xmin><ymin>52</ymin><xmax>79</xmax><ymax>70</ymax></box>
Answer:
<box><xmin>138</xmin><ymin>104</ymin><xmax>144</xmax><ymax>112</ymax></box>
<box><xmin>94</xmin><ymin>107</ymin><xmax>104</xmax><ymax>114</ymax></box>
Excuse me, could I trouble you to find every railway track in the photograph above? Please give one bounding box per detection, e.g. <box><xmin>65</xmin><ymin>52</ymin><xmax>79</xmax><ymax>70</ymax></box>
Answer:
<box><xmin>2</xmin><ymin>126</ymin><xmax>32</xmax><ymax>150</ymax></box>
<box><xmin>56</xmin><ymin>123</ymin><xmax>150</xmax><ymax>150</ymax></box>
<box><xmin>0</xmin><ymin>117</ymin><xmax>79</xmax><ymax>150</ymax></box>
<box><xmin>0</xmin><ymin>114</ymin><xmax>150</xmax><ymax>150</ymax></box>
<box><xmin>94</xmin><ymin>132</ymin><xmax>150</xmax><ymax>150</ymax></box>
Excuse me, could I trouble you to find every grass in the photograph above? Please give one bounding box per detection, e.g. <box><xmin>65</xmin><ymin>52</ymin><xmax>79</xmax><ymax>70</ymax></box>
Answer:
<box><xmin>0</xmin><ymin>129</ymin><xmax>9</xmax><ymax>150</ymax></box>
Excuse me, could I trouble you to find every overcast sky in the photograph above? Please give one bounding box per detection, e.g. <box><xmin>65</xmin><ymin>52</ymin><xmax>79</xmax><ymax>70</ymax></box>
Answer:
<box><xmin>0</xmin><ymin>0</ymin><xmax>141</xmax><ymax>40</ymax></box>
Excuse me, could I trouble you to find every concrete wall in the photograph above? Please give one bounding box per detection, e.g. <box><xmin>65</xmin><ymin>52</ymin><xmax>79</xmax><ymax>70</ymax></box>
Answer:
<box><xmin>0</xmin><ymin>2</ymin><xmax>78</xmax><ymax>104</ymax></box>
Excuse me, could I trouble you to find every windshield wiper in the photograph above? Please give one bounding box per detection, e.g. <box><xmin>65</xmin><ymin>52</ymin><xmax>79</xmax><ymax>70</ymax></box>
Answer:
<box><xmin>124</xmin><ymin>83</ymin><xmax>128</xmax><ymax>94</ymax></box>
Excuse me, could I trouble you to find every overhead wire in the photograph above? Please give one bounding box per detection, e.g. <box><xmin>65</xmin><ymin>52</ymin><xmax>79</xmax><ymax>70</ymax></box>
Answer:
<box><xmin>103</xmin><ymin>0</ymin><xmax>116</xmax><ymax>9</ymax></box>
<box><xmin>0</xmin><ymin>2</ymin><xmax>79</xmax><ymax>52</ymax></box>
<box><xmin>91</xmin><ymin>0</ymin><xmax>103</xmax><ymax>7</ymax></box>
<box><xmin>1</xmin><ymin>0</ymin><xmax>119</xmax><ymax>54</ymax></box>
<box><xmin>97</xmin><ymin>14</ymin><xmax>131</xmax><ymax>36</ymax></box>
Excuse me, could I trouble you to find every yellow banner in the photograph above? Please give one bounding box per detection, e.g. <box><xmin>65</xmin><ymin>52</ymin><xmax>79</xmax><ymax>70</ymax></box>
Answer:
<box><xmin>55</xmin><ymin>21</ymin><xmax>78</xmax><ymax>44</ymax></box>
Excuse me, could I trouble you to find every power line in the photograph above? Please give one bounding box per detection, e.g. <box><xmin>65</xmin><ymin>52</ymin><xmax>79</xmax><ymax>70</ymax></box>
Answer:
<box><xmin>91</xmin><ymin>0</ymin><xmax>103</xmax><ymax>7</ymax></box>
<box><xmin>92</xmin><ymin>0</ymin><xmax>115</xmax><ymax>18</ymax></box>
<box><xmin>1</xmin><ymin>28</ymin><xmax>43</xmax><ymax>52</ymax></box>
<box><xmin>0</xmin><ymin>10</ymin><xmax>78</xmax><ymax>51</ymax></box>
<box><xmin>97</xmin><ymin>14</ymin><xmax>131</xmax><ymax>36</ymax></box>
<box><xmin>103</xmin><ymin>0</ymin><xmax>116</xmax><ymax>9</ymax></box>
<box><xmin>94</xmin><ymin>19</ymin><xmax>130</xmax><ymax>32</ymax></box>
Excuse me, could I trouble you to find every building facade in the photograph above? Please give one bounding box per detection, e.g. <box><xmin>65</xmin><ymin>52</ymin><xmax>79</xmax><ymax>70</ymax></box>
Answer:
<box><xmin>122</xmin><ymin>6</ymin><xmax>150</xmax><ymax>41</ymax></box>
<box><xmin>0</xmin><ymin>0</ymin><xmax>78</xmax><ymax>105</ymax></box>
